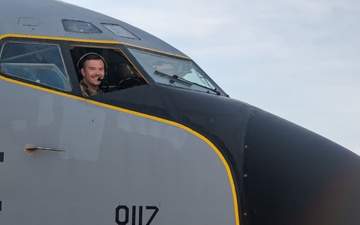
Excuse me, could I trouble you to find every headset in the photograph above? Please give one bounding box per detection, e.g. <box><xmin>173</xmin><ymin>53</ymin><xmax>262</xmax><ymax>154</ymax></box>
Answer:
<box><xmin>76</xmin><ymin>52</ymin><xmax>108</xmax><ymax>76</ymax></box>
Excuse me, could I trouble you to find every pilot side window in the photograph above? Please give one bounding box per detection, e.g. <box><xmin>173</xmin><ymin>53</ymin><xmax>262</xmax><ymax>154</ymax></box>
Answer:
<box><xmin>70</xmin><ymin>47</ymin><xmax>147</xmax><ymax>95</ymax></box>
<box><xmin>0</xmin><ymin>41</ymin><xmax>71</xmax><ymax>91</ymax></box>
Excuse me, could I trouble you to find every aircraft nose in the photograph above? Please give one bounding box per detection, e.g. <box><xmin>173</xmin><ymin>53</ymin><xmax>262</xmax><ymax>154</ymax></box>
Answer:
<box><xmin>241</xmin><ymin>109</ymin><xmax>360</xmax><ymax>225</ymax></box>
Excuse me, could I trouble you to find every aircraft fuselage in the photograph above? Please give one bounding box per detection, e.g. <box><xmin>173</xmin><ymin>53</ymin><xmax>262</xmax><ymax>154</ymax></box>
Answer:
<box><xmin>1</xmin><ymin>1</ymin><xmax>360</xmax><ymax>225</ymax></box>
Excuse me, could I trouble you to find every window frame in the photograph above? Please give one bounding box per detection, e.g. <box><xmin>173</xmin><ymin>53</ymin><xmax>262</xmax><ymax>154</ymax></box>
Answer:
<box><xmin>0</xmin><ymin>39</ymin><xmax>74</xmax><ymax>92</ymax></box>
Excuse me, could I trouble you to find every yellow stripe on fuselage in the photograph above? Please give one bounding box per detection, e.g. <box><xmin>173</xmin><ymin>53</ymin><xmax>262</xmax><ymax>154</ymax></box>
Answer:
<box><xmin>0</xmin><ymin>34</ymin><xmax>240</xmax><ymax>225</ymax></box>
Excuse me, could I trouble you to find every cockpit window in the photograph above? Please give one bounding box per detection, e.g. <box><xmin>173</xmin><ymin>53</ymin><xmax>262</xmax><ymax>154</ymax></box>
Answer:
<box><xmin>128</xmin><ymin>48</ymin><xmax>224</xmax><ymax>95</ymax></box>
<box><xmin>62</xmin><ymin>19</ymin><xmax>102</xmax><ymax>34</ymax></box>
<box><xmin>70</xmin><ymin>47</ymin><xmax>147</xmax><ymax>95</ymax></box>
<box><xmin>0</xmin><ymin>42</ymin><xmax>72</xmax><ymax>91</ymax></box>
<box><xmin>102</xmin><ymin>23</ymin><xmax>140</xmax><ymax>40</ymax></box>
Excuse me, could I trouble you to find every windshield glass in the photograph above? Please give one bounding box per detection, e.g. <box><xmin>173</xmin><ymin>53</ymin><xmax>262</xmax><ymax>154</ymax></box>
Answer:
<box><xmin>128</xmin><ymin>48</ymin><xmax>225</xmax><ymax>95</ymax></box>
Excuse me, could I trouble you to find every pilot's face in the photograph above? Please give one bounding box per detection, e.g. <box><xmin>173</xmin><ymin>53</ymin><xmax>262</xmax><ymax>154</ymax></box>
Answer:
<box><xmin>81</xmin><ymin>59</ymin><xmax>105</xmax><ymax>88</ymax></box>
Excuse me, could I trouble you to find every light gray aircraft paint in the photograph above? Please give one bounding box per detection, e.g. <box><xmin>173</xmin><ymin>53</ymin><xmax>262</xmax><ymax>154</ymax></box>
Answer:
<box><xmin>0</xmin><ymin>80</ymin><xmax>235</xmax><ymax>224</ymax></box>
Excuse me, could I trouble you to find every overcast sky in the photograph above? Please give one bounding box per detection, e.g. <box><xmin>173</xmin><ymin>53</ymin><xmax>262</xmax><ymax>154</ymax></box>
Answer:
<box><xmin>62</xmin><ymin>0</ymin><xmax>360</xmax><ymax>155</ymax></box>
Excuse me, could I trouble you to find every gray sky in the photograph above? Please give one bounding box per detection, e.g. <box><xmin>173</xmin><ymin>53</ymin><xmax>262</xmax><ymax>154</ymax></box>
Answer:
<box><xmin>62</xmin><ymin>0</ymin><xmax>360</xmax><ymax>155</ymax></box>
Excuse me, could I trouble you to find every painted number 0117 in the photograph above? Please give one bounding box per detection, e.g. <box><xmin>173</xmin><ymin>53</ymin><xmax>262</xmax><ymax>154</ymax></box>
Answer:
<box><xmin>115</xmin><ymin>205</ymin><xmax>159</xmax><ymax>225</ymax></box>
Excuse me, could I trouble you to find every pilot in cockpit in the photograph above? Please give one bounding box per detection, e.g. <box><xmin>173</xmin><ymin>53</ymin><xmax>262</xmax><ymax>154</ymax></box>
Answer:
<box><xmin>77</xmin><ymin>52</ymin><xmax>106</xmax><ymax>97</ymax></box>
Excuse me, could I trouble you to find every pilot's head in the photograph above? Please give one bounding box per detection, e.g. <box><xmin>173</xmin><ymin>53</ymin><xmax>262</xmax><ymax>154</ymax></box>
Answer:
<box><xmin>78</xmin><ymin>52</ymin><xmax>106</xmax><ymax>91</ymax></box>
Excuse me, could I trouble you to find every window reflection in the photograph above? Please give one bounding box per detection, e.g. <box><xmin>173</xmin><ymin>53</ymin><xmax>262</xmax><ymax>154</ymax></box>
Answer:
<box><xmin>0</xmin><ymin>42</ymin><xmax>71</xmax><ymax>91</ymax></box>
<box><xmin>128</xmin><ymin>48</ymin><xmax>223</xmax><ymax>95</ymax></box>
<box><xmin>62</xmin><ymin>19</ymin><xmax>102</xmax><ymax>34</ymax></box>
